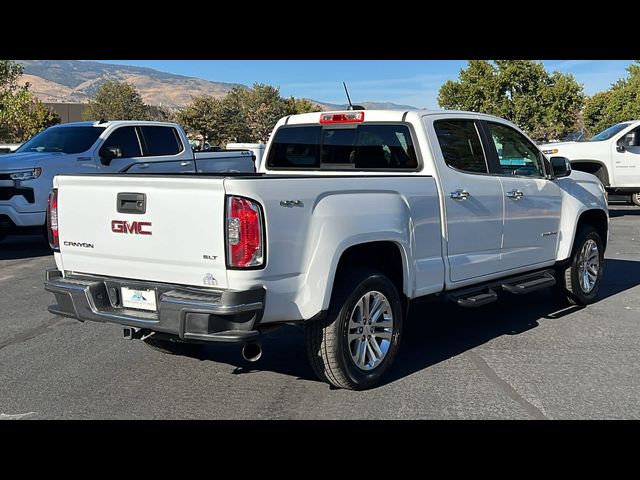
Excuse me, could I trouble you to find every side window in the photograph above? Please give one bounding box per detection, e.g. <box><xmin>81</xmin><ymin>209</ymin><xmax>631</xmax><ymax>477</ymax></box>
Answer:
<box><xmin>434</xmin><ymin>120</ymin><xmax>487</xmax><ymax>174</ymax></box>
<box><xmin>140</xmin><ymin>126</ymin><xmax>183</xmax><ymax>156</ymax></box>
<box><xmin>486</xmin><ymin>122</ymin><xmax>546</xmax><ymax>177</ymax></box>
<box><xmin>100</xmin><ymin>127</ymin><xmax>141</xmax><ymax>158</ymax></box>
<box><xmin>623</xmin><ymin>127</ymin><xmax>640</xmax><ymax>147</ymax></box>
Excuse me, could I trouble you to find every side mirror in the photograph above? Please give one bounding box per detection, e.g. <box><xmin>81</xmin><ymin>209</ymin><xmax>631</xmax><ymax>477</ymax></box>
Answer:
<box><xmin>99</xmin><ymin>146</ymin><xmax>123</xmax><ymax>165</ymax></box>
<box><xmin>550</xmin><ymin>156</ymin><xmax>571</xmax><ymax>178</ymax></box>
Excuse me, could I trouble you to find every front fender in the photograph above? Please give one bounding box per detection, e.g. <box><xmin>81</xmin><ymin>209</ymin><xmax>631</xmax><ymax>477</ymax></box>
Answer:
<box><xmin>555</xmin><ymin>170</ymin><xmax>609</xmax><ymax>261</ymax></box>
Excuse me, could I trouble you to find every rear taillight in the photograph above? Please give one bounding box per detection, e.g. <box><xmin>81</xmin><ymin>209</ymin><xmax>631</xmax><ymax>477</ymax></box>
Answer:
<box><xmin>226</xmin><ymin>196</ymin><xmax>264</xmax><ymax>268</ymax></box>
<box><xmin>47</xmin><ymin>189</ymin><xmax>59</xmax><ymax>250</ymax></box>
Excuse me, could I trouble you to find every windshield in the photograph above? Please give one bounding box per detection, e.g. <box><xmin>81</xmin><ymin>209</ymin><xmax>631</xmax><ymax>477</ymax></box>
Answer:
<box><xmin>16</xmin><ymin>126</ymin><xmax>105</xmax><ymax>154</ymax></box>
<box><xmin>589</xmin><ymin>122</ymin><xmax>632</xmax><ymax>142</ymax></box>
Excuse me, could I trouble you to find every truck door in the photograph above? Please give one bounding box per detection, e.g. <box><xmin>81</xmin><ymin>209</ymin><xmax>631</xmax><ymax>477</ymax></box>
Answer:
<box><xmin>611</xmin><ymin>125</ymin><xmax>640</xmax><ymax>187</ymax></box>
<box><xmin>429</xmin><ymin>117</ymin><xmax>504</xmax><ymax>283</ymax></box>
<box><xmin>482</xmin><ymin>121</ymin><xmax>562</xmax><ymax>269</ymax></box>
<box><xmin>97</xmin><ymin>126</ymin><xmax>196</xmax><ymax>173</ymax></box>
<box><xmin>96</xmin><ymin>126</ymin><xmax>146</xmax><ymax>172</ymax></box>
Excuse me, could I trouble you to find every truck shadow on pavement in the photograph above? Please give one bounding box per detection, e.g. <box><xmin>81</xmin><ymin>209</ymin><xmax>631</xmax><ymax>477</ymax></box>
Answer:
<box><xmin>608</xmin><ymin>208</ymin><xmax>640</xmax><ymax>217</ymax></box>
<box><xmin>161</xmin><ymin>257</ymin><xmax>640</xmax><ymax>388</ymax></box>
<box><xmin>0</xmin><ymin>235</ymin><xmax>52</xmax><ymax>260</ymax></box>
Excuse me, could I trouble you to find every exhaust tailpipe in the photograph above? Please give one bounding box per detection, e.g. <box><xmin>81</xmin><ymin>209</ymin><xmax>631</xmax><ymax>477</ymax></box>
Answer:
<box><xmin>241</xmin><ymin>342</ymin><xmax>262</xmax><ymax>362</ymax></box>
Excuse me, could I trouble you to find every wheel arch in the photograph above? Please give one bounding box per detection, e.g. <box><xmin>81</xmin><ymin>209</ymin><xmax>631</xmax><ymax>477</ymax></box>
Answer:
<box><xmin>327</xmin><ymin>240</ymin><xmax>411</xmax><ymax>314</ymax></box>
<box><xmin>576</xmin><ymin>209</ymin><xmax>609</xmax><ymax>250</ymax></box>
<box><xmin>570</xmin><ymin>160</ymin><xmax>610</xmax><ymax>187</ymax></box>
<box><xmin>559</xmin><ymin>208</ymin><xmax>609</xmax><ymax>263</ymax></box>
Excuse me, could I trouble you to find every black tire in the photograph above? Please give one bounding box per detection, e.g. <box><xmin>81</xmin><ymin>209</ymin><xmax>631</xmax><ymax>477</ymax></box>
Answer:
<box><xmin>554</xmin><ymin>226</ymin><xmax>604</xmax><ymax>306</ymax></box>
<box><xmin>0</xmin><ymin>232</ymin><xmax>6</xmax><ymax>243</ymax></box>
<box><xmin>143</xmin><ymin>336</ymin><xmax>204</xmax><ymax>356</ymax></box>
<box><xmin>630</xmin><ymin>193</ymin><xmax>640</xmax><ymax>206</ymax></box>
<box><xmin>305</xmin><ymin>268</ymin><xmax>403</xmax><ymax>390</ymax></box>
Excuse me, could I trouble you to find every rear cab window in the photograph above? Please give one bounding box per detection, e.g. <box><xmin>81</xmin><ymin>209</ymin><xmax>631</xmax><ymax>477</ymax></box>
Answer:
<box><xmin>266</xmin><ymin>123</ymin><xmax>418</xmax><ymax>171</ymax></box>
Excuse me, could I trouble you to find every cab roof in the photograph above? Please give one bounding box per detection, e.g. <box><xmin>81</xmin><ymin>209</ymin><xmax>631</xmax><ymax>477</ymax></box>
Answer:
<box><xmin>50</xmin><ymin>120</ymin><xmax>181</xmax><ymax>128</ymax></box>
<box><xmin>284</xmin><ymin>109</ymin><xmax>521</xmax><ymax>127</ymax></box>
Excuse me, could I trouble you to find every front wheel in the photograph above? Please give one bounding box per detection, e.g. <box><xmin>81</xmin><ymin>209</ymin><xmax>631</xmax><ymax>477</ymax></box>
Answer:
<box><xmin>630</xmin><ymin>193</ymin><xmax>640</xmax><ymax>206</ymax></box>
<box><xmin>305</xmin><ymin>268</ymin><xmax>403</xmax><ymax>390</ymax></box>
<box><xmin>0</xmin><ymin>232</ymin><xmax>6</xmax><ymax>243</ymax></box>
<box><xmin>555</xmin><ymin>226</ymin><xmax>604</xmax><ymax>305</ymax></box>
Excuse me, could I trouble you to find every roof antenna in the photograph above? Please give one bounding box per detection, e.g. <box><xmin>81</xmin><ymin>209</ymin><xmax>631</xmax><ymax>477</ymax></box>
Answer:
<box><xmin>343</xmin><ymin>82</ymin><xmax>364</xmax><ymax>111</ymax></box>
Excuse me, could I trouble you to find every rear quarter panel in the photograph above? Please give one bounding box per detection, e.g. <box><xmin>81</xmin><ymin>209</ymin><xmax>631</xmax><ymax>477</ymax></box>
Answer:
<box><xmin>224</xmin><ymin>176</ymin><xmax>443</xmax><ymax>322</ymax></box>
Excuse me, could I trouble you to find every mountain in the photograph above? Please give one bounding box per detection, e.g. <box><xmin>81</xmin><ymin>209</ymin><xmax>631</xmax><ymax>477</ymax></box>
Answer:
<box><xmin>17</xmin><ymin>60</ymin><xmax>419</xmax><ymax>111</ymax></box>
<box><xmin>18</xmin><ymin>60</ymin><xmax>242</xmax><ymax>109</ymax></box>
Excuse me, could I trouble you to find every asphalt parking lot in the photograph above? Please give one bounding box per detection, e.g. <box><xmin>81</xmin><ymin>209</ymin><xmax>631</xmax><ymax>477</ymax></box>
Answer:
<box><xmin>0</xmin><ymin>205</ymin><xmax>638</xmax><ymax>419</ymax></box>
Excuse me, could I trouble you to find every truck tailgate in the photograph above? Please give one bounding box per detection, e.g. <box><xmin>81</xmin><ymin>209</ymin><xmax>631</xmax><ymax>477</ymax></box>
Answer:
<box><xmin>55</xmin><ymin>175</ymin><xmax>229</xmax><ymax>288</ymax></box>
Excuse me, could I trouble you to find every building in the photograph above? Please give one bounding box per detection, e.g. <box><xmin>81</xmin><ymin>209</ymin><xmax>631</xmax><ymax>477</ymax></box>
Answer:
<box><xmin>44</xmin><ymin>103</ymin><xmax>87</xmax><ymax>123</ymax></box>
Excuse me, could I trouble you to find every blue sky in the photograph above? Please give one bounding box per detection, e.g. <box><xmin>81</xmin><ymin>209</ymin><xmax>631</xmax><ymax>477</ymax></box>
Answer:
<box><xmin>94</xmin><ymin>60</ymin><xmax>633</xmax><ymax>109</ymax></box>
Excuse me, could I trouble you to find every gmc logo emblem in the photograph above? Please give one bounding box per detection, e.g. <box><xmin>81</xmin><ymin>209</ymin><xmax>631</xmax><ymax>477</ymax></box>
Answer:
<box><xmin>111</xmin><ymin>220</ymin><xmax>152</xmax><ymax>235</ymax></box>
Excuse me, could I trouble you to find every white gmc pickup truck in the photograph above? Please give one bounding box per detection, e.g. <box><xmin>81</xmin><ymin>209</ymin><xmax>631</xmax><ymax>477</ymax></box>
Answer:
<box><xmin>0</xmin><ymin>120</ymin><xmax>254</xmax><ymax>242</ymax></box>
<box><xmin>44</xmin><ymin>110</ymin><xmax>608</xmax><ymax>390</ymax></box>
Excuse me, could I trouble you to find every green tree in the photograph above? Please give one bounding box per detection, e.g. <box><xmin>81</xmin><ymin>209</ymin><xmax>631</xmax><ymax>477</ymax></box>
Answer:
<box><xmin>177</xmin><ymin>86</ymin><xmax>322</xmax><ymax>147</ymax></box>
<box><xmin>0</xmin><ymin>89</ymin><xmax>59</xmax><ymax>141</ymax></box>
<box><xmin>0</xmin><ymin>60</ymin><xmax>60</xmax><ymax>142</ymax></box>
<box><xmin>286</xmin><ymin>97</ymin><xmax>322</xmax><ymax>114</ymax></box>
<box><xmin>219</xmin><ymin>86</ymin><xmax>251</xmax><ymax>143</ymax></box>
<box><xmin>438</xmin><ymin>60</ymin><xmax>585</xmax><ymax>141</ymax></box>
<box><xmin>177</xmin><ymin>95</ymin><xmax>225</xmax><ymax>146</ymax></box>
<box><xmin>243</xmin><ymin>83</ymin><xmax>291</xmax><ymax>143</ymax></box>
<box><xmin>147</xmin><ymin>105</ymin><xmax>176</xmax><ymax>122</ymax></box>
<box><xmin>0</xmin><ymin>59</ymin><xmax>23</xmax><ymax>96</ymax></box>
<box><xmin>83</xmin><ymin>80</ymin><xmax>149</xmax><ymax>121</ymax></box>
<box><xmin>582</xmin><ymin>61</ymin><xmax>640</xmax><ymax>137</ymax></box>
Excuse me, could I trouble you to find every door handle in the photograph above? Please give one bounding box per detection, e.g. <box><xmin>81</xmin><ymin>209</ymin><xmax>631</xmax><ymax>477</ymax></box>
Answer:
<box><xmin>180</xmin><ymin>161</ymin><xmax>192</xmax><ymax>167</ymax></box>
<box><xmin>506</xmin><ymin>189</ymin><xmax>524</xmax><ymax>200</ymax></box>
<box><xmin>76</xmin><ymin>156</ymin><xmax>92</xmax><ymax>162</ymax></box>
<box><xmin>450</xmin><ymin>189</ymin><xmax>470</xmax><ymax>200</ymax></box>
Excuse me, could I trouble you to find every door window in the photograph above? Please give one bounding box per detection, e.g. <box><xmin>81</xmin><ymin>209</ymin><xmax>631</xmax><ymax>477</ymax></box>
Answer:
<box><xmin>140</xmin><ymin>126</ymin><xmax>183</xmax><ymax>156</ymax></box>
<box><xmin>486</xmin><ymin>122</ymin><xmax>546</xmax><ymax>177</ymax></box>
<box><xmin>434</xmin><ymin>120</ymin><xmax>487</xmax><ymax>174</ymax></box>
<box><xmin>100</xmin><ymin>126</ymin><xmax>141</xmax><ymax>158</ymax></box>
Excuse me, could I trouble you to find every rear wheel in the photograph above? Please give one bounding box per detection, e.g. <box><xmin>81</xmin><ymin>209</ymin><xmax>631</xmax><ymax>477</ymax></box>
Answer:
<box><xmin>631</xmin><ymin>193</ymin><xmax>640</xmax><ymax>206</ymax></box>
<box><xmin>0</xmin><ymin>232</ymin><xmax>6</xmax><ymax>243</ymax></box>
<box><xmin>555</xmin><ymin>226</ymin><xmax>604</xmax><ymax>305</ymax></box>
<box><xmin>305</xmin><ymin>268</ymin><xmax>403</xmax><ymax>390</ymax></box>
